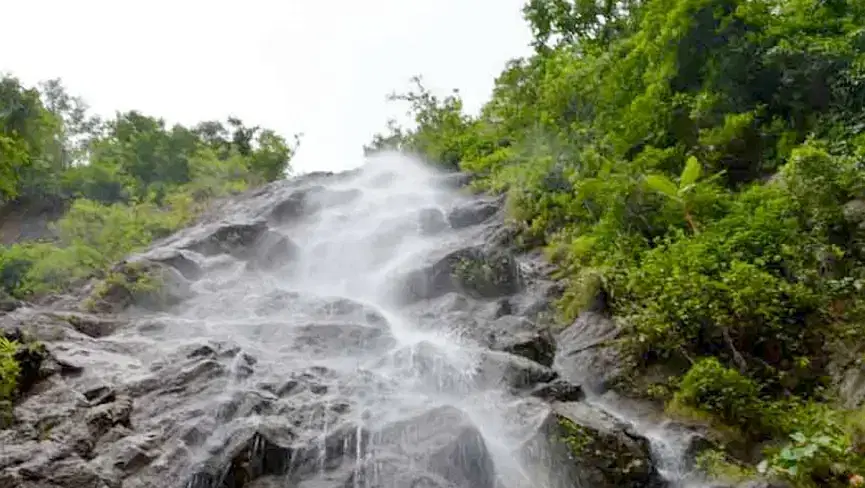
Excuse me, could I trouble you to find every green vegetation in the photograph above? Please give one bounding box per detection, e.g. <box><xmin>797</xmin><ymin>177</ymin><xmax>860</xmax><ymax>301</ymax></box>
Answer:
<box><xmin>696</xmin><ymin>449</ymin><xmax>756</xmax><ymax>484</ymax></box>
<box><xmin>0</xmin><ymin>76</ymin><xmax>300</xmax><ymax>300</ymax></box>
<box><xmin>0</xmin><ymin>336</ymin><xmax>19</xmax><ymax>402</ymax></box>
<box><xmin>0</xmin><ymin>335</ymin><xmax>18</xmax><ymax>426</ymax></box>
<box><xmin>370</xmin><ymin>0</ymin><xmax>865</xmax><ymax>485</ymax></box>
<box><xmin>84</xmin><ymin>262</ymin><xmax>165</xmax><ymax>313</ymax></box>
<box><xmin>0</xmin><ymin>331</ymin><xmax>50</xmax><ymax>426</ymax></box>
<box><xmin>557</xmin><ymin>416</ymin><xmax>592</xmax><ymax>454</ymax></box>
<box><xmin>453</xmin><ymin>252</ymin><xmax>519</xmax><ymax>297</ymax></box>
<box><xmin>4</xmin><ymin>0</ymin><xmax>865</xmax><ymax>482</ymax></box>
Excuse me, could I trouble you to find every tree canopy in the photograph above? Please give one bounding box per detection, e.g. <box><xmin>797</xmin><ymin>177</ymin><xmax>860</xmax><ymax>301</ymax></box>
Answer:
<box><xmin>0</xmin><ymin>76</ymin><xmax>299</xmax><ymax>298</ymax></box>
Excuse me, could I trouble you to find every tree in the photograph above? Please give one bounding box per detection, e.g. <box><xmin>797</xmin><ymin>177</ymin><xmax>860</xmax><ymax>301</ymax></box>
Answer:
<box><xmin>0</xmin><ymin>75</ymin><xmax>64</xmax><ymax>203</ymax></box>
<box><xmin>37</xmin><ymin>79</ymin><xmax>103</xmax><ymax>166</ymax></box>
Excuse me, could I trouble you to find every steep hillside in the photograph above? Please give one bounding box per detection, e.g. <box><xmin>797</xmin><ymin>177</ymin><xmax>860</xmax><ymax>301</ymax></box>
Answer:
<box><xmin>3</xmin><ymin>156</ymin><xmax>671</xmax><ymax>488</ymax></box>
<box><xmin>3</xmin><ymin>0</ymin><xmax>865</xmax><ymax>486</ymax></box>
<box><xmin>369</xmin><ymin>0</ymin><xmax>865</xmax><ymax>486</ymax></box>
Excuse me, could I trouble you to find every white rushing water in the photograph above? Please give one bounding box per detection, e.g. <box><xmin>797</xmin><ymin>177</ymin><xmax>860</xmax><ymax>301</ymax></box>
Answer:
<box><xmin>96</xmin><ymin>151</ymin><xmax>720</xmax><ymax>488</ymax></box>
<box><xmin>122</xmin><ymin>152</ymin><xmax>573</xmax><ymax>488</ymax></box>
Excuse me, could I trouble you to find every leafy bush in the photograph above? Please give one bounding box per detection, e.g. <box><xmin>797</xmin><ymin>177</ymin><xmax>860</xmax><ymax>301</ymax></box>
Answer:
<box><xmin>755</xmin><ymin>403</ymin><xmax>865</xmax><ymax>488</ymax></box>
<box><xmin>0</xmin><ymin>245</ymin><xmax>36</xmax><ymax>297</ymax></box>
<box><xmin>17</xmin><ymin>244</ymin><xmax>104</xmax><ymax>296</ymax></box>
<box><xmin>761</xmin><ymin>430</ymin><xmax>852</xmax><ymax>486</ymax></box>
<box><xmin>56</xmin><ymin>199</ymin><xmax>177</xmax><ymax>263</ymax></box>
<box><xmin>696</xmin><ymin>449</ymin><xmax>755</xmax><ymax>484</ymax></box>
<box><xmin>0</xmin><ymin>243</ymin><xmax>90</xmax><ymax>297</ymax></box>
<box><xmin>673</xmin><ymin>358</ymin><xmax>763</xmax><ymax>431</ymax></box>
<box><xmin>617</xmin><ymin>184</ymin><xmax>824</xmax><ymax>372</ymax></box>
<box><xmin>84</xmin><ymin>262</ymin><xmax>169</xmax><ymax>313</ymax></box>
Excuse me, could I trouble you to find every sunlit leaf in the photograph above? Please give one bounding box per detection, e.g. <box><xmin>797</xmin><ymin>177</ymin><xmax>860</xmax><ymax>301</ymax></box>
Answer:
<box><xmin>680</xmin><ymin>155</ymin><xmax>702</xmax><ymax>190</ymax></box>
<box><xmin>645</xmin><ymin>173</ymin><xmax>680</xmax><ymax>199</ymax></box>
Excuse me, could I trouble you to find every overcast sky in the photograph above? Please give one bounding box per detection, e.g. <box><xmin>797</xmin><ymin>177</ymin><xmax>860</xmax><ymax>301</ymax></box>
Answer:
<box><xmin>1</xmin><ymin>0</ymin><xmax>534</xmax><ymax>174</ymax></box>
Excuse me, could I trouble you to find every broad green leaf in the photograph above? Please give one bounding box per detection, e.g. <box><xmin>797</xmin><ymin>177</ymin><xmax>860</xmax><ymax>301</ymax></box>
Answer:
<box><xmin>680</xmin><ymin>156</ymin><xmax>702</xmax><ymax>189</ymax></box>
<box><xmin>645</xmin><ymin>174</ymin><xmax>680</xmax><ymax>199</ymax></box>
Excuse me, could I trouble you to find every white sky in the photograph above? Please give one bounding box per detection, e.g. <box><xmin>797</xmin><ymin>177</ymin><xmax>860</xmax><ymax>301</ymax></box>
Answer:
<box><xmin>0</xmin><ymin>0</ymin><xmax>533</xmax><ymax>174</ymax></box>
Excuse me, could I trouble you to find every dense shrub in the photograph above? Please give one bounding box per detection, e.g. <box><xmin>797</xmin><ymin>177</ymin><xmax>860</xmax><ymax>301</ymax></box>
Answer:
<box><xmin>672</xmin><ymin>358</ymin><xmax>763</xmax><ymax>430</ymax></box>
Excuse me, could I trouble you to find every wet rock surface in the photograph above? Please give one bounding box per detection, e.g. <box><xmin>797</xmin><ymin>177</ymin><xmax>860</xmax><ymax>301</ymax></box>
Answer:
<box><xmin>417</xmin><ymin>207</ymin><xmax>448</xmax><ymax>235</ymax></box>
<box><xmin>446</xmin><ymin>197</ymin><xmax>500</xmax><ymax>229</ymax></box>
<box><xmin>555</xmin><ymin>311</ymin><xmax>623</xmax><ymax>393</ymax></box>
<box><xmin>139</xmin><ymin>248</ymin><xmax>203</xmax><ymax>281</ymax></box>
<box><xmin>0</xmin><ymin>159</ymin><xmax>691</xmax><ymax>488</ymax></box>
<box><xmin>395</xmin><ymin>246</ymin><xmax>523</xmax><ymax>303</ymax></box>
<box><xmin>488</xmin><ymin>315</ymin><xmax>555</xmax><ymax>367</ymax></box>
<box><xmin>352</xmin><ymin>406</ymin><xmax>497</xmax><ymax>488</ymax></box>
<box><xmin>0</xmin><ymin>291</ymin><xmax>22</xmax><ymax>312</ymax></box>
<box><xmin>553</xmin><ymin>401</ymin><xmax>665</xmax><ymax>488</ymax></box>
<box><xmin>529</xmin><ymin>379</ymin><xmax>585</xmax><ymax>402</ymax></box>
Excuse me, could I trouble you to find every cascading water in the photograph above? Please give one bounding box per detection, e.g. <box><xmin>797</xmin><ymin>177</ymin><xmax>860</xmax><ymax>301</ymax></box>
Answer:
<box><xmin>582</xmin><ymin>392</ymin><xmax>712</xmax><ymax>488</ymax></box>
<box><xmin>1</xmin><ymin>151</ymin><xmax>727</xmax><ymax>488</ymax></box>
<box><xmin>114</xmin><ymin>152</ymin><xmax>575</xmax><ymax>488</ymax></box>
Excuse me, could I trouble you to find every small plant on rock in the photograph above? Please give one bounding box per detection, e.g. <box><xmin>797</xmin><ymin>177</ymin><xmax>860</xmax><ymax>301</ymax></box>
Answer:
<box><xmin>0</xmin><ymin>336</ymin><xmax>20</xmax><ymax>427</ymax></box>
<box><xmin>86</xmin><ymin>262</ymin><xmax>165</xmax><ymax>312</ymax></box>
<box><xmin>557</xmin><ymin>416</ymin><xmax>592</xmax><ymax>455</ymax></box>
<box><xmin>0</xmin><ymin>336</ymin><xmax>19</xmax><ymax>401</ymax></box>
<box><xmin>757</xmin><ymin>406</ymin><xmax>865</xmax><ymax>488</ymax></box>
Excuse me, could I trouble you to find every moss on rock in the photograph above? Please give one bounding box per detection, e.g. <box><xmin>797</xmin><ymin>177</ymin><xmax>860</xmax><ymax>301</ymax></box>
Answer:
<box><xmin>452</xmin><ymin>250</ymin><xmax>521</xmax><ymax>298</ymax></box>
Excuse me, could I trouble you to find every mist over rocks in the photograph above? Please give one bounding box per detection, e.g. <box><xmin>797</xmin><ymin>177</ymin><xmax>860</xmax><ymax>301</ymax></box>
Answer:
<box><xmin>0</xmin><ymin>154</ymin><xmax>692</xmax><ymax>488</ymax></box>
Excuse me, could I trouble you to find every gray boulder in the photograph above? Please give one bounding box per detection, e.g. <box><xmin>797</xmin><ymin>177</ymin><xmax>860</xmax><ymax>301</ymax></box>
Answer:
<box><xmin>355</xmin><ymin>406</ymin><xmax>497</xmax><ymax>488</ymax></box>
<box><xmin>446</xmin><ymin>199</ymin><xmax>500</xmax><ymax>229</ymax></box>
<box><xmin>555</xmin><ymin>311</ymin><xmax>623</xmax><ymax>393</ymax></box>
<box><xmin>182</xmin><ymin>221</ymin><xmax>270</xmax><ymax>257</ymax></box>
<box><xmin>267</xmin><ymin>186</ymin><xmax>362</xmax><ymax>225</ymax></box>
<box><xmin>396</xmin><ymin>247</ymin><xmax>522</xmax><ymax>304</ymax></box>
<box><xmin>552</xmin><ymin>401</ymin><xmax>665</xmax><ymax>487</ymax></box>
<box><xmin>529</xmin><ymin>379</ymin><xmax>585</xmax><ymax>402</ymax></box>
<box><xmin>418</xmin><ymin>208</ymin><xmax>449</xmax><ymax>235</ymax></box>
<box><xmin>245</xmin><ymin>230</ymin><xmax>300</xmax><ymax>271</ymax></box>
<box><xmin>487</xmin><ymin>315</ymin><xmax>556</xmax><ymax>367</ymax></box>
<box><xmin>187</xmin><ymin>406</ymin><xmax>495</xmax><ymax>488</ymax></box>
<box><xmin>138</xmin><ymin>248</ymin><xmax>203</xmax><ymax>281</ymax></box>
<box><xmin>477</xmin><ymin>350</ymin><xmax>558</xmax><ymax>390</ymax></box>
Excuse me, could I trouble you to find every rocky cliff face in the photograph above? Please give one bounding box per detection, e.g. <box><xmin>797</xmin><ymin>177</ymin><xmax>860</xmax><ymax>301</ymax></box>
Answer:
<box><xmin>0</xmin><ymin>155</ymin><xmax>712</xmax><ymax>488</ymax></box>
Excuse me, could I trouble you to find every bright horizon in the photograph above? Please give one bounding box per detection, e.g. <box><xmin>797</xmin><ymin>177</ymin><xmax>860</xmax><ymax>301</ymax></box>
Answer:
<box><xmin>1</xmin><ymin>0</ymin><xmax>534</xmax><ymax>175</ymax></box>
